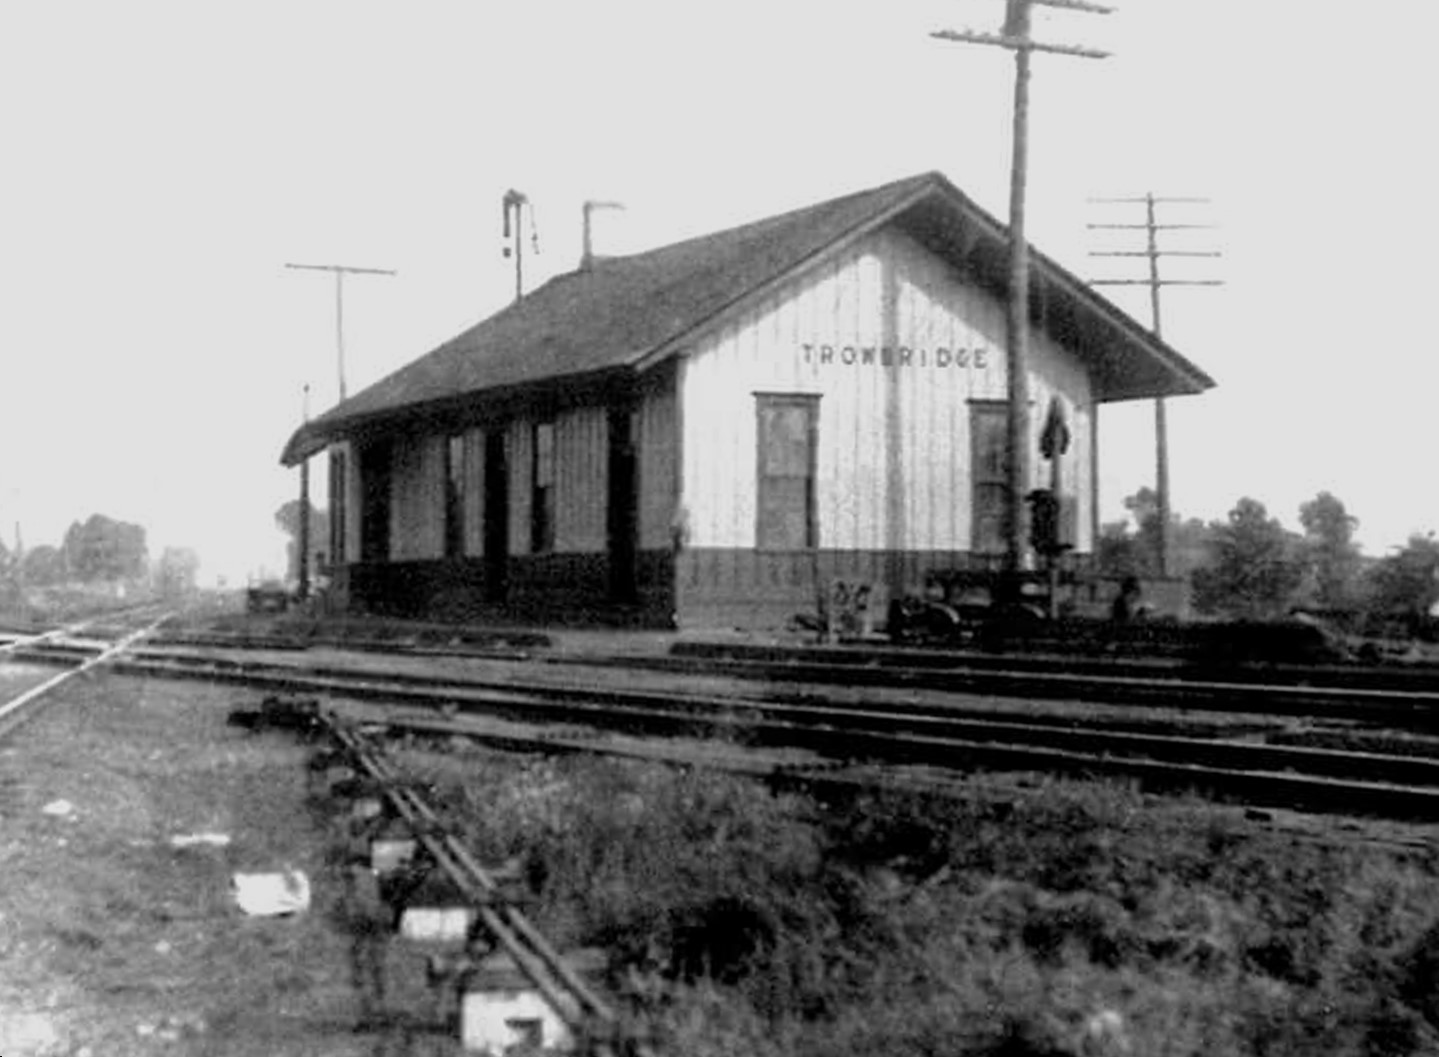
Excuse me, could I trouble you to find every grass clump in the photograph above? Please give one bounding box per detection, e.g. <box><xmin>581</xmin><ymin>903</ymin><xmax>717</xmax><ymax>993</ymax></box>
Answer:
<box><xmin>407</xmin><ymin>745</ymin><xmax>1439</xmax><ymax>1056</ymax></box>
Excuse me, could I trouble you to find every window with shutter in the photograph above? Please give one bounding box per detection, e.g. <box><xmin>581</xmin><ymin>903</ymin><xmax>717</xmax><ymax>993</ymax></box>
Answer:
<box><xmin>531</xmin><ymin>421</ymin><xmax>556</xmax><ymax>553</ymax></box>
<box><xmin>756</xmin><ymin>396</ymin><xmax>818</xmax><ymax>550</ymax></box>
<box><xmin>971</xmin><ymin>402</ymin><xmax>1009</xmax><ymax>554</ymax></box>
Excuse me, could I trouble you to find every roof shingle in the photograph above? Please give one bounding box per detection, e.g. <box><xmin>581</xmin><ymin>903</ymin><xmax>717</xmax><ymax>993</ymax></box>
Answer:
<box><xmin>282</xmin><ymin>171</ymin><xmax>1212</xmax><ymax>464</ymax></box>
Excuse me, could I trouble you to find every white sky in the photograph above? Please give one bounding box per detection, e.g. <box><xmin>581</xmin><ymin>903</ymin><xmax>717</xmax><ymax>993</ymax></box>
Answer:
<box><xmin>2</xmin><ymin>1</ymin><xmax>1434</xmax><ymax>583</ymax></box>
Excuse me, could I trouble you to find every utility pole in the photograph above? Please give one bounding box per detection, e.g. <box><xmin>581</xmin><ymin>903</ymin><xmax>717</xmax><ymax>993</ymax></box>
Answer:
<box><xmin>933</xmin><ymin>0</ymin><xmax>1111</xmax><ymax>593</ymax></box>
<box><xmin>502</xmin><ymin>190</ymin><xmax>539</xmax><ymax>302</ymax></box>
<box><xmin>297</xmin><ymin>384</ymin><xmax>312</xmax><ymax>602</ymax></box>
<box><xmin>1088</xmin><ymin>194</ymin><xmax>1221</xmax><ymax>576</ymax></box>
<box><xmin>283</xmin><ymin>262</ymin><xmax>397</xmax><ymax>402</ymax></box>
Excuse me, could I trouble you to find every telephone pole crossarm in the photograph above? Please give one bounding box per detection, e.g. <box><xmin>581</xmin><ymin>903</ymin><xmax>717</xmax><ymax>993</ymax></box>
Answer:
<box><xmin>1089</xmin><ymin>279</ymin><xmax>1225</xmax><ymax>286</ymax></box>
<box><xmin>284</xmin><ymin>262</ymin><xmax>397</xmax><ymax>402</ymax></box>
<box><xmin>1085</xmin><ymin>193</ymin><xmax>1221</xmax><ymax>579</ymax></box>
<box><xmin>930</xmin><ymin>29</ymin><xmax>1109</xmax><ymax>58</ymax></box>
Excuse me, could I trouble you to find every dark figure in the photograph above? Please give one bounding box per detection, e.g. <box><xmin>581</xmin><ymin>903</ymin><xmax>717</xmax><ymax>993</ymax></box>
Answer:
<box><xmin>342</xmin><ymin>863</ymin><xmax>391</xmax><ymax>1028</ymax></box>
<box><xmin>1111</xmin><ymin>576</ymin><xmax>1143</xmax><ymax>623</ymax></box>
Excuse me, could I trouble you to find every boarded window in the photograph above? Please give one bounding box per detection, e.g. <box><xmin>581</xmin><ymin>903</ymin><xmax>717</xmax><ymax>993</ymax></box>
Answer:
<box><xmin>444</xmin><ymin>434</ymin><xmax>465</xmax><ymax>558</ymax></box>
<box><xmin>531</xmin><ymin>421</ymin><xmax>556</xmax><ymax>553</ymax></box>
<box><xmin>756</xmin><ymin>396</ymin><xmax>818</xmax><ymax>550</ymax></box>
<box><xmin>971</xmin><ymin>402</ymin><xmax>1009</xmax><ymax>554</ymax></box>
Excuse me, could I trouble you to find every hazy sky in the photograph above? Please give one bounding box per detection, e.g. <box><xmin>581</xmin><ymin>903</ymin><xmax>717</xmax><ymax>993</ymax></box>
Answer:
<box><xmin>2</xmin><ymin>1</ymin><xmax>1435</xmax><ymax>583</ymax></box>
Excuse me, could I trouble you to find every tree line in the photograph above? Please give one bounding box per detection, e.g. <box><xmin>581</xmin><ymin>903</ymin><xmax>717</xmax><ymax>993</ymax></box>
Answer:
<box><xmin>1099</xmin><ymin>489</ymin><xmax>1439</xmax><ymax>630</ymax></box>
<box><xmin>0</xmin><ymin>513</ymin><xmax>199</xmax><ymax>598</ymax></box>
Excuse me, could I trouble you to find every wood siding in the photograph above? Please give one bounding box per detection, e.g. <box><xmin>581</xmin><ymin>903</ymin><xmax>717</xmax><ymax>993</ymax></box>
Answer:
<box><xmin>326</xmin><ymin>440</ymin><xmax>362</xmax><ymax>565</ymax></box>
<box><xmin>554</xmin><ymin>406</ymin><xmax>607</xmax><ymax>554</ymax></box>
<box><xmin>679</xmin><ymin>226</ymin><xmax>1094</xmax><ymax>561</ymax></box>
<box><xmin>637</xmin><ymin>380</ymin><xmax>679</xmax><ymax>551</ymax></box>
<box><xmin>387</xmin><ymin>433</ymin><xmax>445</xmax><ymax>561</ymax></box>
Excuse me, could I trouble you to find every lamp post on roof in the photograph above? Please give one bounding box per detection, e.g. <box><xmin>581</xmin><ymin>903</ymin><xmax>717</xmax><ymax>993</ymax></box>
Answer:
<box><xmin>933</xmin><ymin>0</ymin><xmax>1111</xmax><ymax>596</ymax></box>
<box><xmin>502</xmin><ymin>190</ymin><xmax>539</xmax><ymax>302</ymax></box>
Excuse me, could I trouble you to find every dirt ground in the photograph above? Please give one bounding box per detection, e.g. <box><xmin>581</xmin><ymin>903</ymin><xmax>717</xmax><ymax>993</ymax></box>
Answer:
<box><xmin>0</xmin><ymin>672</ymin><xmax>448</xmax><ymax>1057</ymax></box>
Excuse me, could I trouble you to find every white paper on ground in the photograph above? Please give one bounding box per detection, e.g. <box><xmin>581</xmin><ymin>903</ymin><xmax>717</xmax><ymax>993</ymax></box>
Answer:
<box><xmin>232</xmin><ymin>870</ymin><xmax>311</xmax><ymax>916</ymax></box>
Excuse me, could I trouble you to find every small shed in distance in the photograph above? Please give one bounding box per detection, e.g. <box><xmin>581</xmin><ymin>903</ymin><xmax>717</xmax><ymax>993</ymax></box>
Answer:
<box><xmin>280</xmin><ymin>171</ymin><xmax>1214</xmax><ymax>629</ymax></box>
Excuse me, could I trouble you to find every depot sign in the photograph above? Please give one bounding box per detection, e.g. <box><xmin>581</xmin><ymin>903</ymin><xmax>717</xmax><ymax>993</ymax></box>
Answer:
<box><xmin>801</xmin><ymin>343</ymin><xmax>991</xmax><ymax>369</ymax></box>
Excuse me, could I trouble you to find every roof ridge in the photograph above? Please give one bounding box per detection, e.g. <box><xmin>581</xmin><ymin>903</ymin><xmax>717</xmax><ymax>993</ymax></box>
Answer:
<box><xmin>562</xmin><ymin>170</ymin><xmax>945</xmax><ymax>275</ymax></box>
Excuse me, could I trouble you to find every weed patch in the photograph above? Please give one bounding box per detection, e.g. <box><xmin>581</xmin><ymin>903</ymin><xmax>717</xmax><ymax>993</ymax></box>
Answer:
<box><xmin>406</xmin><ymin>746</ymin><xmax>1439</xmax><ymax>1056</ymax></box>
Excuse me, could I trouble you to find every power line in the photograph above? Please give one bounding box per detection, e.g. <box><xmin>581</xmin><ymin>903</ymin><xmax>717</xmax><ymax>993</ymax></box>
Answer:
<box><xmin>932</xmin><ymin>0</ymin><xmax>1112</xmax><ymax>588</ymax></box>
<box><xmin>1088</xmin><ymin>193</ymin><xmax>1223</xmax><ymax>577</ymax></box>
<box><xmin>284</xmin><ymin>263</ymin><xmax>397</xmax><ymax>402</ymax></box>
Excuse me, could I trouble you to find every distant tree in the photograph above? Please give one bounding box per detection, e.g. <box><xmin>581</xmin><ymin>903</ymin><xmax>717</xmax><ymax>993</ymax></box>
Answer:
<box><xmin>1095</xmin><ymin>520</ymin><xmax>1145</xmax><ymax>579</ymax></box>
<box><xmin>155</xmin><ymin>546</ymin><xmax>200</xmax><ymax>598</ymax></box>
<box><xmin>1124</xmin><ymin>487</ymin><xmax>1164</xmax><ymax>575</ymax></box>
<box><xmin>1097</xmin><ymin>489</ymin><xmax>1212</xmax><ymax>580</ymax></box>
<box><xmin>21</xmin><ymin>545</ymin><xmax>66</xmax><ymax>586</ymax></box>
<box><xmin>1297</xmin><ymin>491</ymin><xmax>1362</xmax><ymax>610</ymax></box>
<box><xmin>1364</xmin><ymin>534</ymin><xmax>1439</xmax><ymax>623</ymax></box>
<box><xmin>62</xmin><ymin>514</ymin><xmax>148</xmax><ymax>582</ymax></box>
<box><xmin>1191</xmin><ymin>497</ymin><xmax>1305</xmax><ymax>619</ymax></box>
<box><xmin>274</xmin><ymin>500</ymin><xmax>329</xmax><ymax>583</ymax></box>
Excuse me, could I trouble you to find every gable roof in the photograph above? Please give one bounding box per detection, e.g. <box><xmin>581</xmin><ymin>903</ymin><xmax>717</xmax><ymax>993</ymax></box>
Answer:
<box><xmin>282</xmin><ymin>171</ymin><xmax>1214</xmax><ymax>464</ymax></box>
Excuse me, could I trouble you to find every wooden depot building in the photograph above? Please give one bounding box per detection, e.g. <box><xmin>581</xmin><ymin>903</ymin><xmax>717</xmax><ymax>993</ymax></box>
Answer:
<box><xmin>280</xmin><ymin>171</ymin><xmax>1215</xmax><ymax>629</ymax></box>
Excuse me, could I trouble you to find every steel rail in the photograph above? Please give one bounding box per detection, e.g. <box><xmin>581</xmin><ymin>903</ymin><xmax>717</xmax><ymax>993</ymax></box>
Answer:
<box><xmin>0</xmin><ymin>604</ymin><xmax>166</xmax><ymax>659</ymax></box>
<box><xmin>0</xmin><ymin>614</ymin><xmax>172</xmax><ymax>739</ymax></box>
<box><xmin>45</xmin><ymin>649</ymin><xmax>1439</xmax><ymax>819</ymax></box>
<box><xmin>24</xmin><ymin>647</ymin><xmax>1439</xmax><ymax>783</ymax></box>
<box><xmin>21</xmin><ymin>640</ymin><xmax>1439</xmax><ymax>817</ymax></box>
<box><xmin>328</xmin><ymin>719</ymin><xmax>646</xmax><ymax>1056</ymax></box>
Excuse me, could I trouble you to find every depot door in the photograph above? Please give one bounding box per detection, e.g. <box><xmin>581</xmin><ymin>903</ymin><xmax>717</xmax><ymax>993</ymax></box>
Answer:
<box><xmin>483</xmin><ymin>431</ymin><xmax>509</xmax><ymax>600</ymax></box>
<box><xmin>607</xmin><ymin>408</ymin><xmax>638</xmax><ymax>603</ymax></box>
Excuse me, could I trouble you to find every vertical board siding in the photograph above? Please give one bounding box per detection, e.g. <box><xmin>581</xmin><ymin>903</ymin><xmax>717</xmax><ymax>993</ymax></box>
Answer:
<box><xmin>388</xmin><ymin>433</ymin><xmax>445</xmax><ymax>561</ymax></box>
<box><xmin>638</xmin><ymin>382</ymin><xmax>679</xmax><ymax>551</ymax></box>
<box><xmin>507</xmin><ymin>420</ymin><xmax>533</xmax><ymax>557</ymax></box>
<box><xmin>327</xmin><ymin>440</ymin><xmax>362</xmax><ymax>565</ymax></box>
<box><xmin>680</xmin><ymin>226</ymin><xmax>1093</xmax><ymax>557</ymax></box>
<box><xmin>555</xmin><ymin>406</ymin><xmax>607</xmax><ymax>553</ymax></box>
<box><xmin>462</xmin><ymin>428</ymin><xmax>486</xmax><ymax>558</ymax></box>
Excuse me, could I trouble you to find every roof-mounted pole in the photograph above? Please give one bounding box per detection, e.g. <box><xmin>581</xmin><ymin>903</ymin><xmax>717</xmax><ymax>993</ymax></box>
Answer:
<box><xmin>502</xmin><ymin>190</ymin><xmax>539</xmax><ymax>302</ymax></box>
<box><xmin>933</xmin><ymin>0</ymin><xmax>1111</xmax><ymax>592</ymax></box>
<box><xmin>581</xmin><ymin>200</ymin><xmax>625</xmax><ymax>271</ymax></box>
<box><xmin>1089</xmin><ymin>194</ymin><xmax>1222</xmax><ymax>576</ymax></box>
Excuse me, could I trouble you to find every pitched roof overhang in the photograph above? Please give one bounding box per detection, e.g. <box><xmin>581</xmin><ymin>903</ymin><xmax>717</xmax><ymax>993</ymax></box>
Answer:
<box><xmin>281</xmin><ymin>172</ymin><xmax>1214</xmax><ymax>465</ymax></box>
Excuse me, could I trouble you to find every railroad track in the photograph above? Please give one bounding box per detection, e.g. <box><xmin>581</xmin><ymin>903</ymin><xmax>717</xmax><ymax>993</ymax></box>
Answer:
<box><xmin>313</xmin><ymin>711</ymin><xmax>651</xmax><ymax>1056</ymax></box>
<box><xmin>0</xmin><ymin>606</ymin><xmax>173</xmax><ymax>740</ymax></box>
<box><xmin>15</xmin><ymin>634</ymin><xmax>1439</xmax><ymax>821</ymax></box>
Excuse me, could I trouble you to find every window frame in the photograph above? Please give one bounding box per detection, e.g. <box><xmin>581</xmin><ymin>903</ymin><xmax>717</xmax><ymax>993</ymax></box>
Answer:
<box><xmin>969</xmin><ymin>399</ymin><xmax>1010</xmax><ymax>555</ymax></box>
<box><xmin>754</xmin><ymin>392</ymin><xmax>820</xmax><ymax>552</ymax></box>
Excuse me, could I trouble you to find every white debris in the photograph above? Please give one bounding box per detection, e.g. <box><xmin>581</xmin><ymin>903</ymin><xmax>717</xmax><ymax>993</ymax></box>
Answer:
<box><xmin>169</xmin><ymin>832</ymin><xmax>231</xmax><ymax>848</ymax></box>
<box><xmin>1079</xmin><ymin>1008</ymin><xmax>1132</xmax><ymax>1056</ymax></box>
<box><xmin>233</xmin><ymin>870</ymin><xmax>311</xmax><ymax>917</ymax></box>
<box><xmin>40</xmin><ymin>799</ymin><xmax>74</xmax><ymax>818</ymax></box>
<box><xmin>0</xmin><ymin>1012</ymin><xmax>60</xmax><ymax>1051</ymax></box>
